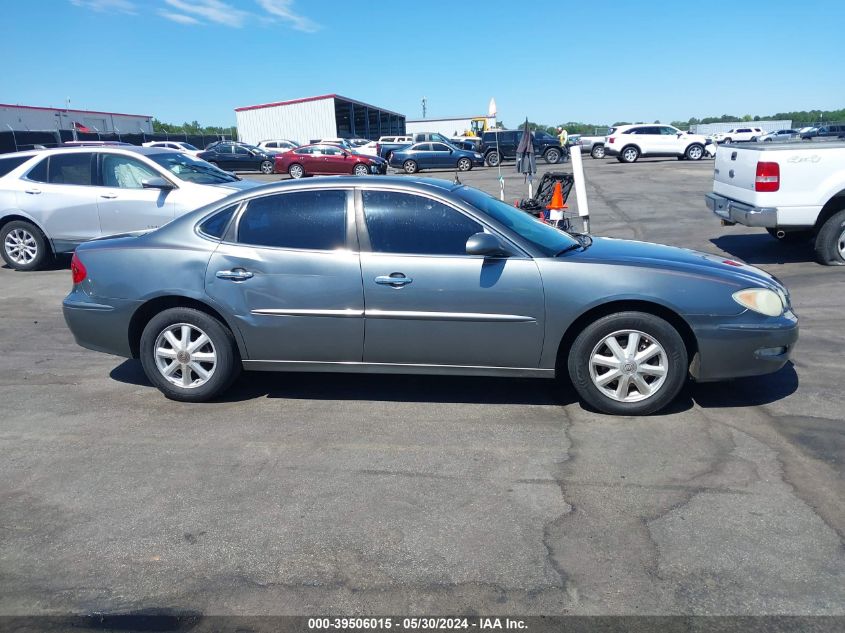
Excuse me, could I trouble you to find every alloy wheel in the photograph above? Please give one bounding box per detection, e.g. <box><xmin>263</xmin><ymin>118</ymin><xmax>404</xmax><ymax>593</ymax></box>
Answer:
<box><xmin>289</xmin><ymin>164</ymin><xmax>304</xmax><ymax>179</ymax></box>
<box><xmin>588</xmin><ymin>329</ymin><xmax>668</xmax><ymax>403</ymax></box>
<box><xmin>154</xmin><ymin>323</ymin><xmax>217</xmax><ymax>389</ymax></box>
<box><xmin>260</xmin><ymin>160</ymin><xmax>274</xmax><ymax>174</ymax></box>
<box><xmin>457</xmin><ymin>158</ymin><xmax>471</xmax><ymax>171</ymax></box>
<box><xmin>354</xmin><ymin>164</ymin><xmax>369</xmax><ymax>176</ymax></box>
<box><xmin>622</xmin><ymin>147</ymin><xmax>638</xmax><ymax>162</ymax></box>
<box><xmin>4</xmin><ymin>228</ymin><xmax>38</xmax><ymax>265</ymax></box>
<box><xmin>838</xmin><ymin>227</ymin><xmax>845</xmax><ymax>260</ymax></box>
<box><xmin>687</xmin><ymin>145</ymin><xmax>703</xmax><ymax>160</ymax></box>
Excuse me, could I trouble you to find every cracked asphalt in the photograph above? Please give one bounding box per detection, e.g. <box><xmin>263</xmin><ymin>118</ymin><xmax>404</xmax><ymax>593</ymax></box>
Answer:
<box><xmin>1</xmin><ymin>155</ymin><xmax>843</xmax><ymax>618</ymax></box>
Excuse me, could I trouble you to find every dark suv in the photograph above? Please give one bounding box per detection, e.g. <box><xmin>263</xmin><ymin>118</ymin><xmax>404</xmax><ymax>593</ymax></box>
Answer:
<box><xmin>480</xmin><ymin>130</ymin><xmax>563</xmax><ymax>166</ymax></box>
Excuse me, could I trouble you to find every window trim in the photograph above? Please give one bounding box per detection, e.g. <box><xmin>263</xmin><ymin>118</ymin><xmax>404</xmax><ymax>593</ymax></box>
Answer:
<box><xmin>23</xmin><ymin>152</ymin><xmax>97</xmax><ymax>187</ymax></box>
<box><xmin>354</xmin><ymin>185</ymin><xmax>527</xmax><ymax>259</ymax></box>
<box><xmin>226</xmin><ymin>188</ymin><xmax>356</xmax><ymax>253</ymax></box>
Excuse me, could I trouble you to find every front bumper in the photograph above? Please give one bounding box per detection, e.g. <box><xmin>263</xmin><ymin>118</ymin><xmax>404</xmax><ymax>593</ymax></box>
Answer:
<box><xmin>63</xmin><ymin>290</ymin><xmax>141</xmax><ymax>358</ymax></box>
<box><xmin>705</xmin><ymin>192</ymin><xmax>778</xmax><ymax>228</ymax></box>
<box><xmin>688</xmin><ymin>310</ymin><xmax>798</xmax><ymax>382</ymax></box>
<box><xmin>370</xmin><ymin>162</ymin><xmax>387</xmax><ymax>174</ymax></box>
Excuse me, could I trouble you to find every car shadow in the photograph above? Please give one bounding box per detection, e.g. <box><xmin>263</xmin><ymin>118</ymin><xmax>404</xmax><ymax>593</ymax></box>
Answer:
<box><xmin>109</xmin><ymin>360</ymin><xmax>798</xmax><ymax>412</ymax></box>
<box><xmin>710</xmin><ymin>234</ymin><xmax>815</xmax><ymax>265</ymax></box>
<box><xmin>1</xmin><ymin>253</ymin><xmax>72</xmax><ymax>271</ymax></box>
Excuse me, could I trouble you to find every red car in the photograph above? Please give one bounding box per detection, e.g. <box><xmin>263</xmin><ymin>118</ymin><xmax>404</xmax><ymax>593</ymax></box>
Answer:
<box><xmin>274</xmin><ymin>143</ymin><xmax>387</xmax><ymax>179</ymax></box>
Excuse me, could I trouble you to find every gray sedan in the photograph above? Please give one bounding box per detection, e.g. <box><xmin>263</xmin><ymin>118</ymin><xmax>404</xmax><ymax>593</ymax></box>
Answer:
<box><xmin>63</xmin><ymin>177</ymin><xmax>798</xmax><ymax>415</ymax></box>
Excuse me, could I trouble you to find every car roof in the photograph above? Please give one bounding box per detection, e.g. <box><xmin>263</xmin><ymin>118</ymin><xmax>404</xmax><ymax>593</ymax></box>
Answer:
<box><xmin>0</xmin><ymin>145</ymin><xmax>171</xmax><ymax>158</ymax></box>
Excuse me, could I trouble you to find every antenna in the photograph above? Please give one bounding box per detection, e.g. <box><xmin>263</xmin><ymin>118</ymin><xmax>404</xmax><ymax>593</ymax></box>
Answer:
<box><xmin>421</xmin><ymin>97</ymin><xmax>427</xmax><ymax>119</ymax></box>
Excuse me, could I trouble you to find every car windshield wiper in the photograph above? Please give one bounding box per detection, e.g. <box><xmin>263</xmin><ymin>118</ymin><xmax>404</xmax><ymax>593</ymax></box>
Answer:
<box><xmin>555</xmin><ymin>234</ymin><xmax>592</xmax><ymax>256</ymax></box>
<box><xmin>555</xmin><ymin>243</ymin><xmax>582</xmax><ymax>256</ymax></box>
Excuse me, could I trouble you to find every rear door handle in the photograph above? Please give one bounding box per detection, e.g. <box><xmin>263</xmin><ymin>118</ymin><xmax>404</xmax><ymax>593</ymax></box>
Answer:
<box><xmin>216</xmin><ymin>268</ymin><xmax>254</xmax><ymax>281</ymax></box>
<box><xmin>375</xmin><ymin>274</ymin><xmax>413</xmax><ymax>287</ymax></box>
<box><xmin>24</xmin><ymin>188</ymin><xmax>41</xmax><ymax>195</ymax></box>
<box><xmin>100</xmin><ymin>193</ymin><xmax>118</xmax><ymax>199</ymax></box>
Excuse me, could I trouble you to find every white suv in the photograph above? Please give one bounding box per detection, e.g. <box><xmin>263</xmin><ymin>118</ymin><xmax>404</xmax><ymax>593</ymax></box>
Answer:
<box><xmin>604</xmin><ymin>124</ymin><xmax>709</xmax><ymax>163</ymax></box>
<box><xmin>0</xmin><ymin>147</ymin><xmax>259</xmax><ymax>270</ymax></box>
<box><xmin>712</xmin><ymin>127</ymin><xmax>765</xmax><ymax>143</ymax></box>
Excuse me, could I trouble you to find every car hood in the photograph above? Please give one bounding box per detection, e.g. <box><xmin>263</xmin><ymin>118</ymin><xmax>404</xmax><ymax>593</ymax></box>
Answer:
<box><xmin>208</xmin><ymin>178</ymin><xmax>264</xmax><ymax>192</ymax></box>
<box><xmin>570</xmin><ymin>236</ymin><xmax>780</xmax><ymax>288</ymax></box>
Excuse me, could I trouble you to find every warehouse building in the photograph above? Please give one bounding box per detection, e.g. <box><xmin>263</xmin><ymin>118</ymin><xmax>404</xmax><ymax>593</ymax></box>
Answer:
<box><xmin>0</xmin><ymin>103</ymin><xmax>153</xmax><ymax>134</ymax></box>
<box><xmin>235</xmin><ymin>94</ymin><xmax>405</xmax><ymax>145</ymax></box>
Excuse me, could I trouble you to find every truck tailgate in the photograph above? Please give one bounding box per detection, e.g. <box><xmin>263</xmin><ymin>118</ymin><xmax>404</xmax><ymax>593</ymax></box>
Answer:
<box><xmin>713</xmin><ymin>145</ymin><xmax>761</xmax><ymax>204</ymax></box>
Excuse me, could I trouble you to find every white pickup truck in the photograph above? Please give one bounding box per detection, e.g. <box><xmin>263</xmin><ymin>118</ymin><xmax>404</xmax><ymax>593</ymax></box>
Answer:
<box><xmin>705</xmin><ymin>141</ymin><xmax>845</xmax><ymax>265</ymax></box>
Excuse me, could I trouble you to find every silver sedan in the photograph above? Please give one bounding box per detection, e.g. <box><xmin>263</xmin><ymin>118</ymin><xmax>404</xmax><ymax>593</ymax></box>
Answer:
<box><xmin>63</xmin><ymin>177</ymin><xmax>798</xmax><ymax>415</ymax></box>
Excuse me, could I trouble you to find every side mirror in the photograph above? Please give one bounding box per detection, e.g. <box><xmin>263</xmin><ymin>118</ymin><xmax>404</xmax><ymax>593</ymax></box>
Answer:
<box><xmin>141</xmin><ymin>177</ymin><xmax>175</xmax><ymax>190</ymax></box>
<box><xmin>466</xmin><ymin>232</ymin><xmax>509</xmax><ymax>257</ymax></box>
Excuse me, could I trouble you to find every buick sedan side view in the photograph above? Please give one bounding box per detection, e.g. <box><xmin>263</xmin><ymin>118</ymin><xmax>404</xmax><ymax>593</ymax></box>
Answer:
<box><xmin>63</xmin><ymin>177</ymin><xmax>798</xmax><ymax>415</ymax></box>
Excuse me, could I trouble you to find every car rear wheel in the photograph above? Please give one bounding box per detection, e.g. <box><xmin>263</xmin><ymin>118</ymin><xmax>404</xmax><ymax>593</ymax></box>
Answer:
<box><xmin>1</xmin><ymin>220</ymin><xmax>51</xmax><ymax>271</ymax></box>
<box><xmin>457</xmin><ymin>157</ymin><xmax>472</xmax><ymax>171</ymax></box>
<box><xmin>567</xmin><ymin>311</ymin><xmax>687</xmax><ymax>415</ymax></box>
<box><xmin>288</xmin><ymin>163</ymin><xmax>305</xmax><ymax>179</ymax></box>
<box><xmin>544</xmin><ymin>148</ymin><xmax>561</xmax><ymax>164</ymax></box>
<box><xmin>685</xmin><ymin>144</ymin><xmax>704</xmax><ymax>160</ymax></box>
<box><xmin>485</xmin><ymin>151</ymin><xmax>501</xmax><ymax>167</ymax></box>
<box><xmin>259</xmin><ymin>160</ymin><xmax>274</xmax><ymax>174</ymax></box>
<box><xmin>723</xmin><ymin>138</ymin><xmax>732</xmax><ymax>144</ymax></box>
<box><xmin>814</xmin><ymin>209</ymin><xmax>845</xmax><ymax>265</ymax></box>
<box><xmin>353</xmin><ymin>163</ymin><xmax>370</xmax><ymax>176</ymax></box>
<box><xmin>403</xmin><ymin>160</ymin><xmax>418</xmax><ymax>174</ymax></box>
<box><xmin>140</xmin><ymin>307</ymin><xmax>240</xmax><ymax>402</ymax></box>
<box><xmin>620</xmin><ymin>146</ymin><xmax>640</xmax><ymax>163</ymax></box>
<box><xmin>591</xmin><ymin>144</ymin><xmax>605</xmax><ymax>159</ymax></box>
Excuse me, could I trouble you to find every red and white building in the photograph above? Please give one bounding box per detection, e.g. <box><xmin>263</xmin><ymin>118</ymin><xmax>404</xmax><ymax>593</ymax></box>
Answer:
<box><xmin>0</xmin><ymin>103</ymin><xmax>154</xmax><ymax>134</ymax></box>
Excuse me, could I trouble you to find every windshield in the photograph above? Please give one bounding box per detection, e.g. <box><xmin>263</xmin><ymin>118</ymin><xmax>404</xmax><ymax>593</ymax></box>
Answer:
<box><xmin>148</xmin><ymin>152</ymin><xmax>239</xmax><ymax>184</ymax></box>
<box><xmin>180</xmin><ymin>143</ymin><xmax>199</xmax><ymax>151</ymax></box>
<box><xmin>456</xmin><ymin>187</ymin><xmax>579</xmax><ymax>256</ymax></box>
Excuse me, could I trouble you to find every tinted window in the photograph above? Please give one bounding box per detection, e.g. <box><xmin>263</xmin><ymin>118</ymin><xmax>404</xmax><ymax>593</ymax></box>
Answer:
<box><xmin>238</xmin><ymin>190</ymin><xmax>347</xmax><ymax>250</ymax></box>
<box><xmin>148</xmin><ymin>152</ymin><xmax>238</xmax><ymax>184</ymax></box>
<box><xmin>294</xmin><ymin>147</ymin><xmax>313</xmax><ymax>155</ymax></box>
<box><xmin>48</xmin><ymin>153</ymin><xmax>94</xmax><ymax>185</ymax></box>
<box><xmin>215</xmin><ymin>144</ymin><xmax>233</xmax><ymax>154</ymax></box>
<box><xmin>199</xmin><ymin>205</ymin><xmax>237</xmax><ymax>239</ymax></box>
<box><xmin>414</xmin><ymin>143</ymin><xmax>431</xmax><ymax>151</ymax></box>
<box><xmin>101</xmin><ymin>154</ymin><xmax>159</xmax><ymax>188</ymax></box>
<box><xmin>0</xmin><ymin>155</ymin><xmax>31</xmax><ymax>178</ymax></box>
<box><xmin>363</xmin><ymin>190</ymin><xmax>483</xmax><ymax>256</ymax></box>
<box><xmin>431</xmin><ymin>143</ymin><xmax>451</xmax><ymax>151</ymax></box>
<box><xmin>233</xmin><ymin>145</ymin><xmax>250</xmax><ymax>155</ymax></box>
<box><xmin>26</xmin><ymin>157</ymin><xmax>49</xmax><ymax>182</ymax></box>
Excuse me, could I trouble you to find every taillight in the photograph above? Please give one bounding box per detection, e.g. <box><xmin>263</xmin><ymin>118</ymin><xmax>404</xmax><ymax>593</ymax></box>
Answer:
<box><xmin>608</xmin><ymin>137</ymin><xmax>615</xmax><ymax>144</ymax></box>
<box><xmin>755</xmin><ymin>161</ymin><xmax>780</xmax><ymax>192</ymax></box>
<box><xmin>70</xmin><ymin>252</ymin><xmax>86</xmax><ymax>284</ymax></box>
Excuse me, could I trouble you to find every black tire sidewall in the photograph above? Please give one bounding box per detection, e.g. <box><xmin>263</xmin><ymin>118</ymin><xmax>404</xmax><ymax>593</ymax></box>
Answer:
<box><xmin>1</xmin><ymin>220</ymin><xmax>51</xmax><ymax>271</ymax></box>
<box><xmin>591</xmin><ymin>145</ymin><xmax>605</xmax><ymax>159</ymax></box>
<box><xmin>139</xmin><ymin>307</ymin><xmax>240</xmax><ymax>402</ymax></box>
<box><xmin>814</xmin><ymin>209</ymin><xmax>845</xmax><ymax>265</ymax></box>
<box><xmin>354</xmin><ymin>163</ymin><xmax>369</xmax><ymax>176</ymax></box>
<box><xmin>545</xmin><ymin>149</ymin><xmax>561</xmax><ymax>164</ymax></box>
<box><xmin>288</xmin><ymin>164</ymin><xmax>304</xmax><ymax>178</ymax></box>
<box><xmin>485</xmin><ymin>152</ymin><xmax>500</xmax><ymax>167</ymax></box>
<box><xmin>567</xmin><ymin>311</ymin><xmax>688</xmax><ymax>415</ymax></box>
<box><xmin>404</xmin><ymin>160</ymin><xmax>418</xmax><ymax>173</ymax></box>
<box><xmin>260</xmin><ymin>160</ymin><xmax>273</xmax><ymax>174</ymax></box>
<box><xmin>686</xmin><ymin>144</ymin><xmax>704</xmax><ymax>160</ymax></box>
<box><xmin>621</xmin><ymin>146</ymin><xmax>639</xmax><ymax>163</ymax></box>
<box><xmin>457</xmin><ymin>158</ymin><xmax>471</xmax><ymax>171</ymax></box>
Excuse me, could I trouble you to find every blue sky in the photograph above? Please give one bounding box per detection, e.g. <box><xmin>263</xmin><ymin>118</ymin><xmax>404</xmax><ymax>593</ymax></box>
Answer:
<box><xmin>1</xmin><ymin>0</ymin><xmax>842</xmax><ymax>127</ymax></box>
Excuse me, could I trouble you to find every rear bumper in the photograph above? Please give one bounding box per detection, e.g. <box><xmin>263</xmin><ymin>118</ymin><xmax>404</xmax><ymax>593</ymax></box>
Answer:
<box><xmin>604</xmin><ymin>145</ymin><xmax>619</xmax><ymax>156</ymax></box>
<box><xmin>705</xmin><ymin>192</ymin><xmax>778</xmax><ymax>228</ymax></box>
<box><xmin>63</xmin><ymin>290</ymin><xmax>141</xmax><ymax>358</ymax></box>
<box><xmin>688</xmin><ymin>311</ymin><xmax>798</xmax><ymax>382</ymax></box>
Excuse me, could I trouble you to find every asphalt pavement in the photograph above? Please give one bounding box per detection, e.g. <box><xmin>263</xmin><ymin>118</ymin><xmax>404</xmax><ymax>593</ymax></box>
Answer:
<box><xmin>1</xmin><ymin>155</ymin><xmax>843</xmax><ymax>620</ymax></box>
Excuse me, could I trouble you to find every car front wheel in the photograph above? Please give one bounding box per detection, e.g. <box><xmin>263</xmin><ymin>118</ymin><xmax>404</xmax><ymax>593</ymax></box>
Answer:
<box><xmin>685</xmin><ymin>144</ymin><xmax>704</xmax><ymax>160</ymax></box>
<box><xmin>140</xmin><ymin>307</ymin><xmax>240</xmax><ymax>402</ymax></box>
<box><xmin>457</xmin><ymin>157</ymin><xmax>472</xmax><ymax>171</ymax></box>
<box><xmin>1</xmin><ymin>220</ymin><xmax>51</xmax><ymax>271</ymax></box>
<box><xmin>567</xmin><ymin>312</ymin><xmax>688</xmax><ymax>415</ymax></box>
<box><xmin>544</xmin><ymin>148</ymin><xmax>561</xmax><ymax>164</ymax></box>
<box><xmin>259</xmin><ymin>160</ymin><xmax>274</xmax><ymax>174</ymax></box>
<box><xmin>620</xmin><ymin>146</ymin><xmax>640</xmax><ymax>163</ymax></box>
<box><xmin>353</xmin><ymin>163</ymin><xmax>370</xmax><ymax>176</ymax></box>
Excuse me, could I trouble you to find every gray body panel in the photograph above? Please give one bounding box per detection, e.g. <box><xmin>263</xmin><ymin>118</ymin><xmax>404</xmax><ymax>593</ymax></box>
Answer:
<box><xmin>63</xmin><ymin>177</ymin><xmax>798</xmax><ymax>385</ymax></box>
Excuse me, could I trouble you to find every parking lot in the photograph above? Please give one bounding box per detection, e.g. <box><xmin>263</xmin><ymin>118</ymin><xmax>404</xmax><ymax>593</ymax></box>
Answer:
<box><xmin>1</xmin><ymin>157</ymin><xmax>843</xmax><ymax>618</ymax></box>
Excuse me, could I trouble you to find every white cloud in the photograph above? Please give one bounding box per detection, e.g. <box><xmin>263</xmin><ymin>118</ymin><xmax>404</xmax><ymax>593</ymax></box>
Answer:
<box><xmin>255</xmin><ymin>0</ymin><xmax>319</xmax><ymax>32</ymax></box>
<box><xmin>158</xmin><ymin>10</ymin><xmax>200</xmax><ymax>25</ymax></box>
<box><xmin>163</xmin><ymin>0</ymin><xmax>248</xmax><ymax>27</ymax></box>
<box><xmin>69</xmin><ymin>0</ymin><xmax>136</xmax><ymax>14</ymax></box>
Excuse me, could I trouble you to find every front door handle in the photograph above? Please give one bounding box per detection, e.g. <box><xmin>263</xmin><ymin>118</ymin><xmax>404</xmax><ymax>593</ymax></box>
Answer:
<box><xmin>24</xmin><ymin>188</ymin><xmax>41</xmax><ymax>195</ymax></box>
<box><xmin>100</xmin><ymin>193</ymin><xmax>118</xmax><ymax>199</ymax></box>
<box><xmin>216</xmin><ymin>268</ymin><xmax>254</xmax><ymax>281</ymax></box>
<box><xmin>375</xmin><ymin>274</ymin><xmax>413</xmax><ymax>287</ymax></box>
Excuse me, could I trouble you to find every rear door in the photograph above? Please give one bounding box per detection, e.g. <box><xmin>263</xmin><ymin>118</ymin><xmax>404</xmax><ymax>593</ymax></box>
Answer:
<box><xmin>212</xmin><ymin>144</ymin><xmax>234</xmax><ymax>169</ymax></box>
<box><xmin>204</xmin><ymin>188</ymin><xmax>364</xmax><ymax>362</ymax></box>
<box><xmin>95</xmin><ymin>152</ymin><xmax>176</xmax><ymax>235</ymax></box>
<box><xmin>358</xmin><ymin>189</ymin><xmax>545</xmax><ymax>368</ymax></box>
<box><xmin>12</xmin><ymin>152</ymin><xmax>101</xmax><ymax>247</ymax></box>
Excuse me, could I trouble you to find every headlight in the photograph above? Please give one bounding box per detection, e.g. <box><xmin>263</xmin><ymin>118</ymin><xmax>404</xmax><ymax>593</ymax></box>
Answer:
<box><xmin>732</xmin><ymin>288</ymin><xmax>784</xmax><ymax>316</ymax></box>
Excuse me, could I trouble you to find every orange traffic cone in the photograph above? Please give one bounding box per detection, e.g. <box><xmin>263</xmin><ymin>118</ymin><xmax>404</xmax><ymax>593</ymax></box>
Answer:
<box><xmin>546</xmin><ymin>181</ymin><xmax>568</xmax><ymax>210</ymax></box>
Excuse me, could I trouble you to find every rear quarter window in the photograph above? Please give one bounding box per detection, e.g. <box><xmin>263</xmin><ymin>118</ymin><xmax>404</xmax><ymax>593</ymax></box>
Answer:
<box><xmin>198</xmin><ymin>205</ymin><xmax>237</xmax><ymax>239</ymax></box>
<box><xmin>0</xmin><ymin>155</ymin><xmax>32</xmax><ymax>178</ymax></box>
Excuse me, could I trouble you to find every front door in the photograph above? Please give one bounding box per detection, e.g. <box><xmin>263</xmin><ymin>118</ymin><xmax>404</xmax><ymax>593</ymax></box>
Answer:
<box><xmin>204</xmin><ymin>188</ymin><xmax>364</xmax><ymax>363</ymax></box>
<box><xmin>429</xmin><ymin>142</ymin><xmax>454</xmax><ymax>168</ymax></box>
<box><xmin>358</xmin><ymin>189</ymin><xmax>545</xmax><ymax>368</ymax></box>
<box><xmin>96</xmin><ymin>153</ymin><xmax>175</xmax><ymax>235</ymax></box>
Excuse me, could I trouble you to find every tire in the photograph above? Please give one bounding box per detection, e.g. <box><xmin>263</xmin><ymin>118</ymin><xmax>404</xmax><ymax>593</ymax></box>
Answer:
<box><xmin>386</xmin><ymin>151</ymin><xmax>394</xmax><ymax>162</ymax></box>
<box><xmin>685</xmin><ymin>143</ymin><xmax>704</xmax><ymax>161</ymax></box>
<box><xmin>814</xmin><ymin>208</ymin><xmax>845</xmax><ymax>265</ymax></box>
<box><xmin>723</xmin><ymin>138</ymin><xmax>732</xmax><ymax>144</ymax></box>
<box><xmin>620</xmin><ymin>145</ymin><xmax>640</xmax><ymax>163</ymax></box>
<box><xmin>544</xmin><ymin>148</ymin><xmax>561</xmax><ymax>164</ymax></box>
<box><xmin>591</xmin><ymin>144</ymin><xmax>606</xmax><ymax>159</ymax></box>
<box><xmin>485</xmin><ymin>151</ymin><xmax>500</xmax><ymax>167</ymax></box>
<box><xmin>353</xmin><ymin>163</ymin><xmax>370</xmax><ymax>176</ymax></box>
<box><xmin>457</xmin><ymin>157</ymin><xmax>472</xmax><ymax>171</ymax></box>
<box><xmin>139</xmin><ymin>307</ymin><xmax>240</xmax><ymax>403</ymax></box>
<box><xmin>766</xmin><ymin>228</ymin><xmax>813</xmax><ymax>243</ymax></box>
<box><xmin>567</xmin><ymin>311</ymin><xmax>688</xmax><ymax>416</ymax></box>
<box><xmin>1</xmin><ymin>220</ymin><xmax>51</xmax><ymax>271</ymax></box>
<box><xmin>259</xmin><ymin>160</ymin><xmax>274</xmax><ymax>175</ymax></box>
<box><xmin>288</xmin><ymin>163</ymin><xmax>305</xmax><ymax>179</ymax></box>
<box><xmin>403</xmin><ymin>160</ymin><xmax>418</xmax><ymax>174</ymax></box>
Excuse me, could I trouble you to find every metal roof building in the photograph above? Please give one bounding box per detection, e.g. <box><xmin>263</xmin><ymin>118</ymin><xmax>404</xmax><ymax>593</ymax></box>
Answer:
<box><xmin>234</xmin><ymin>94</ymin><xmax>405</xmax><ymax>144</ymax></box>
<box><xmin>0</xmin><ymin>103</ymin><xmax>153</xmax><ymax>134</ymax></box>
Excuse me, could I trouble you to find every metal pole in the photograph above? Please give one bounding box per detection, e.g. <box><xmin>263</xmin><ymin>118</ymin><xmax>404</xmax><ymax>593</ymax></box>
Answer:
<box><xmin>5</xmin><ymin>124</ymin><xmax>18</xmax><ymax>152</ymax></box>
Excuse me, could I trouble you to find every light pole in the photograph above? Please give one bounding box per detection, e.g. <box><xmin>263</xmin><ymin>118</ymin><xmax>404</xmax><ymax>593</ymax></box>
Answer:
<box><xmin>421</xmin><ymin>97</ymin><xmax>427</xmax><ymax>119</ymax></box>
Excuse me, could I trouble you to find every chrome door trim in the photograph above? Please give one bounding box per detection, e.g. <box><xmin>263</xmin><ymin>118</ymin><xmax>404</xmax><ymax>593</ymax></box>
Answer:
<box><xmin>364</xmin><ymin>309</ymin><xmax>536</xmax><ymax>322</ymax></box>
<box><xmin>251</xmin><ymin>308</ymin><xmax>364</xmax><ymax>318</ymax></box>
<box><xmin>242</xmin><ymin>359</ymin><xmax>554</xmax><ymax>378</ymax></box>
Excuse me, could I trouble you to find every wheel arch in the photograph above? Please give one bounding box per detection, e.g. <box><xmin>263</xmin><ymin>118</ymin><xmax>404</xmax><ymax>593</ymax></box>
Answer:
<box><xmin>554</xmin><ymin>299</ymin><xmax>698</xmax><ymax>374</ymax></box>
<box><xmin>620</xmin><ymin>143</ymin><xmax>641</xmax><ymax>155</ymax></box>
<box><xmin>814</xmin><ymin>190</ymin><xmax>845</xmax><ymax>232</ymax></box>
<box><xmin>0</xmin><ymin>212</ymin><xmax>55</xmax><ymax>253</ymax></box>
<box><xmin>128</xmin><ymin>295</ymin><xmax>247</xmax><ymax>360</ymax></box>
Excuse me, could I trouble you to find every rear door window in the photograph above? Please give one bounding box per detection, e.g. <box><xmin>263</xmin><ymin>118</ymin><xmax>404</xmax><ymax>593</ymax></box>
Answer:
<box><xmin>47</xmin><ymin>153</ymin><xmax>95</xmax><ymax>186</ymax></box>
